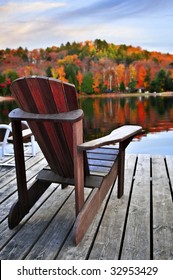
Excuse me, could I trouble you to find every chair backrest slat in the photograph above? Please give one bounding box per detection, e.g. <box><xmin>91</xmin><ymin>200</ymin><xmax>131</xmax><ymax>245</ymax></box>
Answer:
<box><xmin>10</xmin><ymin>76</ymin><xmax>86</xmax><ymax>178</ymax></box>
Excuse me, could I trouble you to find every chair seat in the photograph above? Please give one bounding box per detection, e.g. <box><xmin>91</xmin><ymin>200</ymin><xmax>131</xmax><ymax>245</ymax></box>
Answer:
<box><xmin>37</xmin><ymin>146</ymin><xmax>119</xmax><ymax>187</ymax></box>
<box><xmin>87</xmin><ymin>146</ymin><xmax>119</xmax><ymax>175</ymax></box>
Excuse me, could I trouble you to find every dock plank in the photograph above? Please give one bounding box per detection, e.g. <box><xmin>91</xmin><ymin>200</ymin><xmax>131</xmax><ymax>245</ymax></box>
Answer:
<box><xmin>88</xmin><ymin>154</ymin><xmax>137</xmax><ymax>260</ymax></box>
<box><xmin>0</xmin><ymin>185</ymin><xmax>74</xmax><ymax>259</ymax></box>
<box><xmin>0</xmin><ymin>182</ymin><xmax>58</xmax><ymax>251</ymax></box>
<box><xmin>25</xmin><ymin>189</ymin><xmax>77</xmax><ymax>260</ymax></box>
<box><xmin>121</xmin><ymin>154</ymin><xmax>151</xmax><ymax>260</ymax></box>
<box><xmin>152</xmin><ymin>155</ymin><xmax>173</xmax><ymax>260</ymax></box>
<box><xmin>56</xmin><ymin>188</ymin><xmax>111</xmax><ymax>260</ymax></box>
<box><xmin>0</xmin><ymin>152</ymin><xmax>173</xmax><ymax>260</ymax></box>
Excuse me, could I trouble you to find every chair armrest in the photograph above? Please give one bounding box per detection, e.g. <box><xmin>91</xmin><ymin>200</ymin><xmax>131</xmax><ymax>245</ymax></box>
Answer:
<box><xmin>9</xmin><ymin>108</ymin><xmax>84</xmax><ymax>123</ymax></box>
<box><xmin>78</xmin><ymin>125</ymin><xmax>142</xmax><ymax>150</ymax></box>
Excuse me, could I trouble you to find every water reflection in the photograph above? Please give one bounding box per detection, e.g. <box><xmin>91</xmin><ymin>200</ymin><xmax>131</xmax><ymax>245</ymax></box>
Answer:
<box><xmin>79</xmin><ymin>94</ymin><xmax>173</xmax><ymax>155</ymax></box>
<box><xmin>79</xmin><ymin>95</ymin><xmax>173</xmax><ymax>140</ymax></box>
<box><xmin>0</xmin><ymin>99</ymin><xmax>17</xmax><ymax>143</ymax></box>
<box><xmin>0</xmin><ymin>99</ymin><xmax>17</xmax><ymax>125</ymax></box>
<box><xmin>0</xmin><ymin>94</ymin><xmax>173</xmax><ymax>155</ymax></box>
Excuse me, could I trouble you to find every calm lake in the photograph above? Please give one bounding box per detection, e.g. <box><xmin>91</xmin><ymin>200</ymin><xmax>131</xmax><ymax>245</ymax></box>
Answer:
<box><xmin>1</xmin><ymin>94</ymin><xmax>173</xmax><ymax>155</ymax></box>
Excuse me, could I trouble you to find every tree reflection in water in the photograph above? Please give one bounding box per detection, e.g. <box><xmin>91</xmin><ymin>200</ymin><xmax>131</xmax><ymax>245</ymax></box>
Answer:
<box><xmin>79</xmin><ymin>94</ymin><xmax>173</xmax><ymax>155</ymax></box>
<box><xmin>1</xmin><ymin>94</ymin><xmax>173</xmax><ymax>155</ymax></box>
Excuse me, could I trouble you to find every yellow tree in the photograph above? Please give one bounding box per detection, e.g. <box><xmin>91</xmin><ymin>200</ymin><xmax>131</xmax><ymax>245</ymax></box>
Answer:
<box><xmin>51</xmin><ymin>65</ymin><xmax>67</xmax><ymax>82</ymax></box>
<box><xmin>115</xmin><ymin>64</ymin><xmax>125</xmax><ymax>90</ymax></box>
<box><xmin>58</xmin><ymin>54</ymin><xmax>78</xmax><ymax>65</ymax></box>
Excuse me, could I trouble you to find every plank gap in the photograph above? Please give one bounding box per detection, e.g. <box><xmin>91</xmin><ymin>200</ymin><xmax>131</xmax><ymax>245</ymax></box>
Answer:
<box><xmin>150</xmin><ymin>157</ymin><xmax>153</xmax><ymax>260</ymax></box>
<box><xmin>164</xmin><ymin>157</ymin><xmax>173</xmax><ymax>203</ymax></box>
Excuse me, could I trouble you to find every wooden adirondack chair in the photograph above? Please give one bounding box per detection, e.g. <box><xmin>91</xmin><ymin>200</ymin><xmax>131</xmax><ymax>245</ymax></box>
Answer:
<box><xmin>9</xmin><ymin>76</ymin><xmax>142</xmax><ymax>244</ymax></box>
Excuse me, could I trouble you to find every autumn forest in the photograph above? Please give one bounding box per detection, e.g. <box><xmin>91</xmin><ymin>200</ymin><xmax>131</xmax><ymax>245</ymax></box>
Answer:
<box><xmin>1</xmin><ymin>39</ymin><xmax>173</xmax><ymax>96</ymax></box>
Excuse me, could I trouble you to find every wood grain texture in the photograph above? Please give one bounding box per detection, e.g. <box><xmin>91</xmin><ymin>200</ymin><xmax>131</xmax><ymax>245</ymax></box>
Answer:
<box><xmin>78</xmin><ymin>125</ymin><xmax>142</xmax><ymax>150</ymax></box>
<box><xmin>121</xmin><ymin>154</ymin><xmax>151</xmax><ymax>260</ymax></box>
<box><xmin>152</xmin><ymin>155</ymin><xmax>173</xmax><ymax>260</ymax></box>
<box><xmin>0</xmin><ymin>153</ymin><xmax>173</xmax><ymax>259</ymax></box>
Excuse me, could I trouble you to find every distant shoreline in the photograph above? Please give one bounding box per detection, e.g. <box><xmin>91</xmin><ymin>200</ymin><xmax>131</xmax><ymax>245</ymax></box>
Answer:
<box><xmin>78</xmin><ymin>91</ymin><xmax>173</xmax><ymax>98</ymax></box>
<box><xmin>1</xmin><ymin>92</ymin><xmax>173</xmax><ymax>102</ymax></box>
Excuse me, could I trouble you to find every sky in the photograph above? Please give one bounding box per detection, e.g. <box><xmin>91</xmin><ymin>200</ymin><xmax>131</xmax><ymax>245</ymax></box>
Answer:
<box><xmin>0</xmin><ymin>0</ymin><xmax>173</xmax><ymax>53</ymax></box>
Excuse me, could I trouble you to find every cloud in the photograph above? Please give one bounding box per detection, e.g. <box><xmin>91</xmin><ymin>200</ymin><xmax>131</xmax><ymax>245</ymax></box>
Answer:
<box><xmin>0</xmin><ymin>0</ymin><xmax>173</xmax><ymax>53</ymax></box>
<box><xmin>58</xmin><ymin>0</ymin><xmax>168</xmax><ymax>22</ymax></box>
<box><xmin>0</xmin><ymin>1</ymin><xmax>66</xmax><ymax>13</ymax></box>
<box><xmin>0</xmin><ymin>1</ymin><xmax>66</xmax><ymax>22</ymax></box>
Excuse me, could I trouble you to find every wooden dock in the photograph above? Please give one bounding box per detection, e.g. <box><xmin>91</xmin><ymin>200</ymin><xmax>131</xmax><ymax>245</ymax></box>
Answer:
<box><xmin>0</xmin><ymin>151</ymin><xmax>173</xmax><ymax>260</ymax></box>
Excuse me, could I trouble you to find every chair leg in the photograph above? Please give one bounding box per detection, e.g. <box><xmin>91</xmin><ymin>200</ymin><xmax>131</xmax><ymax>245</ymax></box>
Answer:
<box><xmin>8</xmin><ymin>200</ymin><xmax>28</xmax><ymax>229</ymax></box>
<box><xmin>8</xmin><ymin>179</ymin><xmax>51</xmax><ymax>228</ymax></box>
<box><xmin>73</xmin><ymin>120</ymin><xmax>85</xmax><ymax>214</ymax></box>
<box><xmin>117</xmin><ymin>137</ymin><xmax>133</xmax><ymax>198</ymax></box>
<box><xmin>8</xmin><ymin>120</ymin><xmax>51</xmax><ymax>229</ymax></box>
<box><xmin>61</xmin><ymin>184</ymin><xmax>68</xmax><ymax>189</ymax></box>
<box><xmin>11</xmin><ymin>120</ymin><xmax>30</xmax><ymax>213</ymax></box>
<box><xmin>117</xmin><ymin>145</ymin><xmax>125</xmax><ymax>198</ymax></box>
<box><xmin>73</xmin><ymin>159</ymin><xmax>118</xmax><ymax>245</ymax></box>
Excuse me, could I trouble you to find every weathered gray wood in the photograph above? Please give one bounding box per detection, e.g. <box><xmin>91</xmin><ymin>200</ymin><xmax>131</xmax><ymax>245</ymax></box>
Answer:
<box><xmin>152</xmin><ymin>155</ymin><xmax>173</xmax><ymax>260</ymax></box>
<box><xmin>121</xmin><ymin>154</ymin><xmax>151</xmax><ymax>260</ymax></box>
<box><xmin>26</xmin><ymin>188</ymin><xmax>91</xmax><ymax>260</ymax></box>
<box><xmin>89</xmin><ymin>154</ymin><xmax>137</xmax><ymax>260</ymax></box>
<box><xmin>0</xmin><ymin>182</ymin><xmax>59</xmax><ymax>250</ymax></box>
<box><xmin>0</xmin><ymin>185</ymin><xmax>74</xmax><ymax>259</ymax></box>
<box><xmin>56</xmin><ymin>188</ymin><xmax>111</xmax><ymax>260</ymax></box>
<box><xmin>165</xmin><ymin>155</ymin><xmax>173</xmax><ymax>193</ymax></box>
<box><xmin>88</xmin><ymin>159</ymin><xmax>114</xmax><ymax>168</ymax></box>
<box><xmin>78</xmin><ymin>126</ymin><xmax>142</xmax><ymax>150</ymax></box>
<box><xmin>0</xmin><ymin>153</ymin><xmax>173</xmax><ymax>260</ymax></box>
<box><xmin>87</xmin><ymin>152</ymin><xmax>117</xmax><ymax>160</ymax></box>
<box><xmin>25</xmin><ymin>191</ymin><xmax>77</xmax><ymax>259</ymax></box>
<box><xmin>87</xmin><ymin>147</ymin><xmax>119</xmax><ymax>155</ymax></box>
<box><xmin>0</xmin><ymin>151</ymin><xmax>45</xmax><ymax>190</ymax></box>
<box><xmin>0</xmin><ymin>157</ymin><xmax>47</xmax><ymax>219</ymax></box>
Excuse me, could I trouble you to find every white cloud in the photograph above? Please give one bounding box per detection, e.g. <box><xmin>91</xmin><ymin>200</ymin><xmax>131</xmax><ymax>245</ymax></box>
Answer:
<box><xmin>0</xmin><ymin>1</ymin><xmax>66</xmax><ymax>13</ymax></box>
<box><xmin>0</xmin><ymin>0</ymin><xmax>173</xmax><ymax>53</ymax></box>
<box><xmin>0</xmin><ymin>1</ymin><xmax>66</xmax><ymax>24</ymax></box>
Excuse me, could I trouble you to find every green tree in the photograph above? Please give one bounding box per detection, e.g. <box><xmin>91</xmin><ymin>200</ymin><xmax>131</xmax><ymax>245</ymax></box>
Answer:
<box><xmin>165</xmin><ymin>71</ymin><xmax>173</xmax><ymax>91</ymax></box>
<box><xmin>119</xmin><ymin>81</ymin><xmax>126</xmax><ymax>92</ymax></box>
<box><xmin>151</xmin><ymin>69</ymin><xmax>167</xmax><ymax>92</ymax></box>
<box><xmin>46</xmin><ymin>66</ymin><xmax>52</xmax><ymax>77</ymax></box>
<box><xmin>94</xmin><ymin>39</ymin><xmax>108</xmax><ymax>51</ymax></box>
<box><xmin>128</xmin><ymin>78</ymin><xmax>137</xmax><ymax>93</ymax></box>
<box><xmin>6</xmin><ymin>70</ymin><xmax>18</xmax><ymax>81</ymax></box>
<box><xmin>150</xmin><ymin>80</ymin><xmax>157</xmax><ymax>92</ymax></box>
<box><xmin>64</xmin><ymin>63</ymin><xmax>79</xmax><ymax>87</ymax></box>
<box><xmin>81</xmin><ymin>72</ymin><xmax>94</xmax><ymax>94</ymax></box>
<box><xmin>156</xmin><ymin>69</ymin><xmax>167</xmax><ymax>92</ymax></box>
<box><xmin>144</xmin><ymin>69</ymin><xmax>151</xmax><ymax>90</ymax></box>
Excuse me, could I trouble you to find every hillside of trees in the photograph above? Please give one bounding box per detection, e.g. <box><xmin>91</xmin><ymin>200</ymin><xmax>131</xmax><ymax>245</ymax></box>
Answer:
<box><xmin>1</xmin><ymin>39</ymin><xmax>173</xmax><ymax>96</ymax></box>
